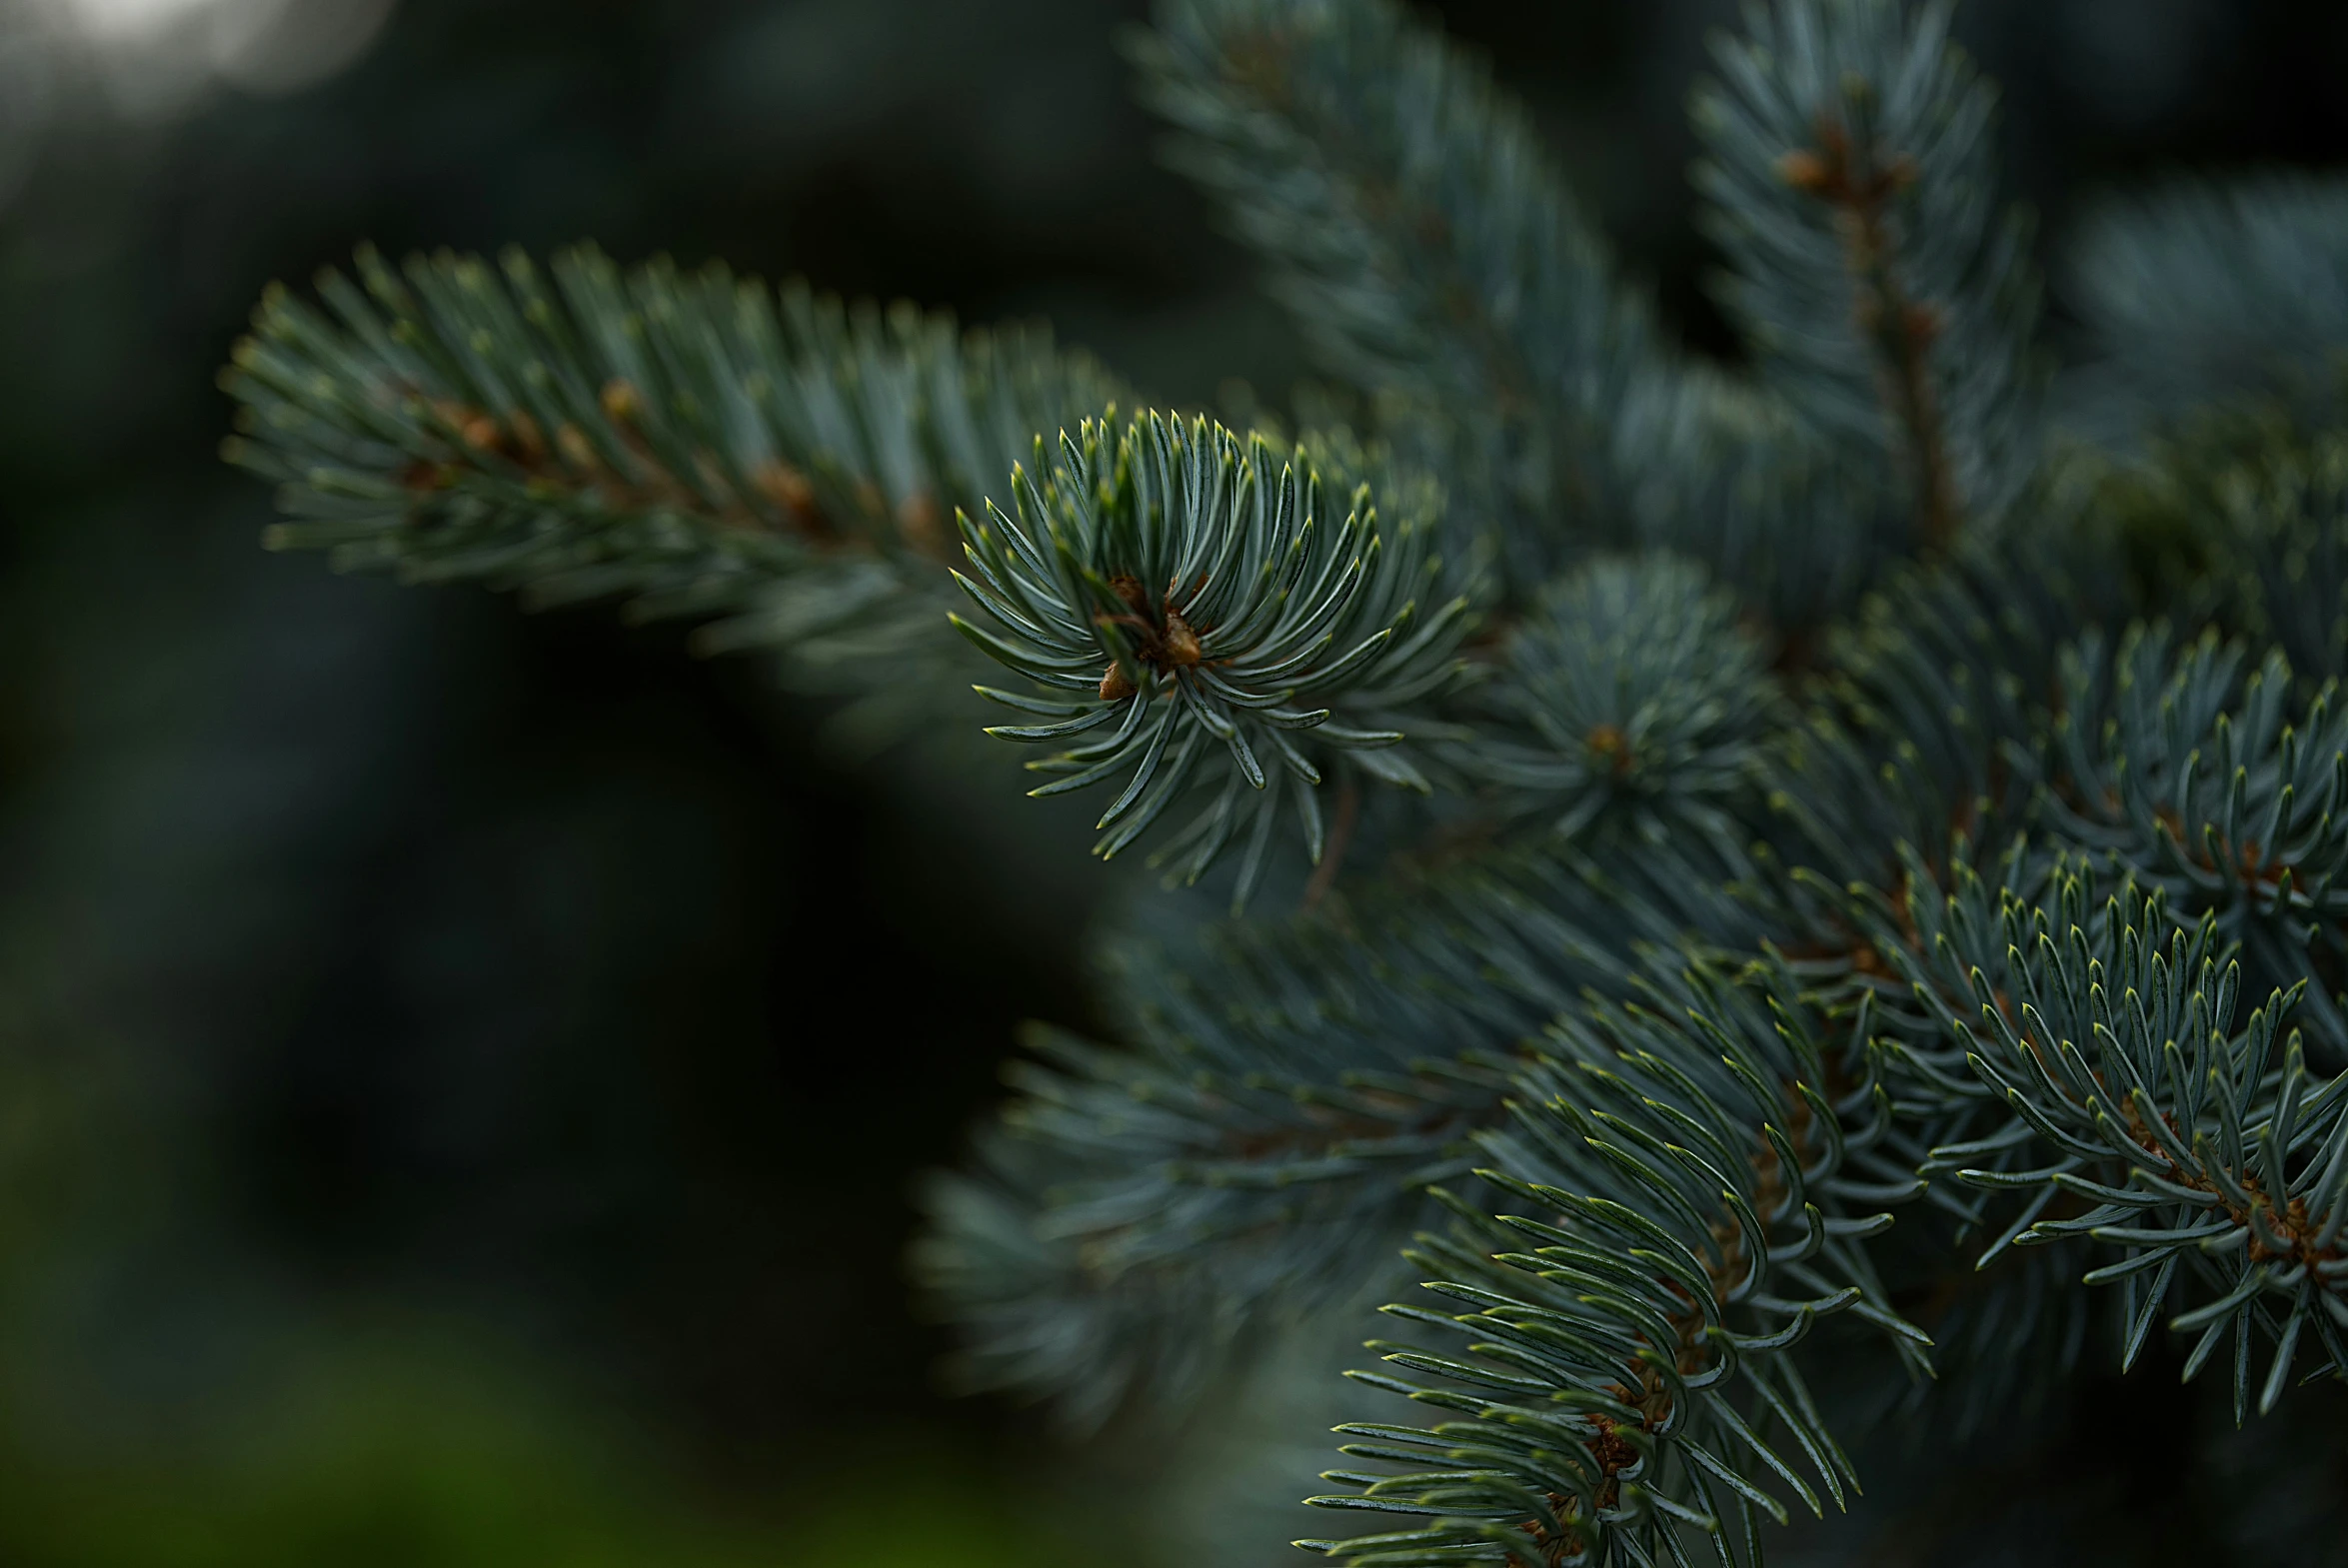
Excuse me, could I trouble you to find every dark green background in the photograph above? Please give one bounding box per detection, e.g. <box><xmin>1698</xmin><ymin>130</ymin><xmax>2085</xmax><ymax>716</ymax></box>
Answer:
<box><xmin>4</xmin><ymin>1</ymin><xmax>2347</xmax><ymax>1561</ymax></box>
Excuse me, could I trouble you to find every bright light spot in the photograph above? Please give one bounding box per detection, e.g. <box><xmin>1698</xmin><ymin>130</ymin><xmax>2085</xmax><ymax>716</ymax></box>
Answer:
<box><xmin>61</xmin><ymin>0</ymin><xmax>229</xmax><ymax>42</ymax></box>
<box><xmin>51</xmin><ymin>0</ymin><xmax>395</xmax><ymax>104</ymax></box>
<box><xmin>215</xmin><ymin>0</ymin><xmax>395</xmax><ymax>92</ymax></box>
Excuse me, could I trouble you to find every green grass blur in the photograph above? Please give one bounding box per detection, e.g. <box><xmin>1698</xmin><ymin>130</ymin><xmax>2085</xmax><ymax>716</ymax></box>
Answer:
<box><xmin>0</xmin><ymin>1336</ymin><xmax>1075</xmax><ymax>1567</ymax></box>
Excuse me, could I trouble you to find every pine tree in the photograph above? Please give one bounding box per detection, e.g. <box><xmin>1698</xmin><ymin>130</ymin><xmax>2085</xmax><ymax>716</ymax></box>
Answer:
<box><xmin>221</xmin><ymin>0</ymin><xmax>2348</xmax><ymax>1560</ymax></box>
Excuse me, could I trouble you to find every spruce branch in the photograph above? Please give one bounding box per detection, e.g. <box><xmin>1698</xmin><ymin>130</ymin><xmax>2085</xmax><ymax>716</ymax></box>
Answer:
<box><xmin>1623</xmin><ymin>381</ymin><xmax>1903</xmax><ymax>635</ymax></box>
<box><xmin>913</xmin><ymin>1125</ymin><xmax>1254</xmax><ymax>1433</ymax></box>
<box><xmin>1779</xmin><ymin>108</ymin><xmax>1956</xmax><ymax>547</ymax></box>
<box><xmin>1786</xmin><ymin>618</ymin><xmax>2348</xmax><ymax>1422</ymax></box>
<box><xmin>2103</xmin><ymin>418</ymin><xmax>2348</xmax><ymax>684</ymax></box>
<box><xmin>1138</xmin><ymin>0</ymin><xmax>2013</xmax><ymax>635</ymax></box>
<box><xmin>1880</xmin><ymin>862</ymin><xmax>2348</xmax><ymax>1421</ymax></box>
<box><xmin>914</xmin><ymin>842</ymin><xmax>1779</xmax><ymax>1423</ymax></box>
<box><xmin>1761</xmin><ymin>531</ymin><xmax>2091</xmax><ymax>894</ymax></box>
<box><xmin>1302</xmin><ymin>959</ymin><xmax>1922</xmax><ymax>1567</ymax></box>
<box><xmin>210</xmin><ymin>0</ymin><xmax>2348</xmax><ymax>1554</ymax></box>
<box><xmin>2060</xmin><ymin>175</ymin><xmax>2348</xmax><ymax>446</ymax></box>
<box><xmin>1133</xmin><ymin>0</ymin><xmax>1670</xmax><ymax>589</ymax></box>
<box><xmin>953</xmin><ymin>410</ymin><xmax>1474</xmax><ymax>904</ymax></box>
<box><xmin>1462</xmin><ymin>555</ymin><xmax>1785</xmax><ymax>855</ymax></box>
<box><xmin>1694</xmin><ymin>0</ymin><xmax>2043</xmax><ymax>550</ymax></box>
<box><xmin>221</xmin><ymin>242</ymin><xmax>1121</xmax><ymax>739</ymax></box>
<box><xmin>2032</xmin><ymin>628</ymin><xmax>2348</xmax><ymax>1055</ymax></box>
<box><xmin>2221</xmin><ymin>437</ymin><xmax>2348</xmax><ymax>686</ymax></box>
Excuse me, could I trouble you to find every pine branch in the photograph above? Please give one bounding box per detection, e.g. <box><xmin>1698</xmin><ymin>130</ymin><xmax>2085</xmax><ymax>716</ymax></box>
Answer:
<box><xmin>1694</xmin><ymin>0</ymin><xmax>2043</xmax><ymax>550</ymax></box>
<box><xmin>2030</xmin><ymin>628</ymin><xmax>2348</xmax><ymax>1056</ymax></box>
<box><xmin>913</xmin><ymin>842</ymin><xmax>1779</xmax><ymax>1424</ymax></box>
<box><xmin>221</xmin><ymin>243</ymin><xmax>1122</xmax><ymax>741</ymax></box>
<box><xmin>1458</xmin><ymin>555</ymin><xmax>1786</xmax><ymax>856</ymax></box>
<box><xmin>1761</xmin><ymin>528</ymin><xmax>2093</xmax><ymax>895</ymax></box>
<box><xmin>1132</xmin><ymin>0</ymin><xmax>1672</xmax><ymax>590</ymax></box>
<box><xmin>1881</xmin><ymin>863</ymin><xmax>2348</xmax><ymax>1422</ymax></box>
<box><xmin>213</xmin><ymin>4</ymin><xmax>2348</xmax><ymax>1552</ymax></box>
<box><xmin>2059</xmin><ymin>176</ymin><xmax>2348</xmax><ymax>447</ymax></box>
<box><xmin>2099</xmin><ymin>416</ymin><xmax>2348</xmax><ymax>684</ymax></box>
<box><xmin>1303</xmin><ymin>958</ymin><xmax>1923</xmax><ymax>1567</ymax></box>
<box><xmin>952</xmin><ymin>410</ymin><xmax>1475</xmax><ymax>903</ymax></box>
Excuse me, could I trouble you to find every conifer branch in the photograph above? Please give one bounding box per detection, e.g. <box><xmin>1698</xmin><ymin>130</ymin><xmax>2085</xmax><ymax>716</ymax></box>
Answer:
<box><xmin>1694</xmin><ymin>0</ymin><xmax>2043</xmax><ymax>549</ymax></box>
<box><xmin>2033</xmin><ymin>629</ymin><xmax>2348</xmax><ymax>1054</ymax></box>
<box><xmin>2213</xmin><ymin>434</ymin><xmax>2348</xmax><ymax>684</ymax></box>
<box><xmin>1760</xmin><ymin>531</ymin><xmax>2089</xmax><ymax>893</ymax></box>
<box><xmin>1133</xmin><ymin>0</ymin><xmax>1670</xmax><ymax>588</ymax></box>
<box><xmin>212</xmin><ymin>3</ymin><xmax>2348</xmax><ymax>1560</ymax></box>
<box><xmin>1777</xmin><ymin>114</ymin><xmax>1959</xmax><ymax>549</ymax></box>
<box><xmin>221</xmin><ymin>243</ymin><xmax>1122</xmax><ymax>737</ymax></box>
<box><xmin>1869</xmin><ymin>863</ymin><xmax>2348</xmax><ymax>1419</ymax></box>
<box><xmin>2060</xmin><ymin>176</ymin><xmax>2348</xmax><ymax>446</ymax></box>
<box><xmin>915</xmin><ymin>843</ymin><xmax>1778</xmax><ymax>1421</ymax></box>
<box><xmin>1460</xmin><ymin>556</ymin><xmax>1785</xmax><ymax>855</ymax></box>
<box><xmin>952</xmin><ymin>410</ymin><xmax>1475</xmax><ymax>901</ymax></box>
<box><xmin>1301</xmin><ymin>959</ymin><xmax>1922</xmax><ymax>1567</ymax></box>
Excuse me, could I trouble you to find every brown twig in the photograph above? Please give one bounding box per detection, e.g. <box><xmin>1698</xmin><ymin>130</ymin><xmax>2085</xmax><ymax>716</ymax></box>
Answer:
<box><xmin>1780</xmin><ymin>112</ymin><xmax>1961</xmax><ymax>552</ymax></box>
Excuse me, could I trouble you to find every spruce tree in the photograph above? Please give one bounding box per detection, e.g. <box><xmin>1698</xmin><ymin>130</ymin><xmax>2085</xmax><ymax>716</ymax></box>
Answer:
<box><xmin>221</xmin><ymin>0</ymin><xmax>2348</xmax><ymax>1560</ymax></box>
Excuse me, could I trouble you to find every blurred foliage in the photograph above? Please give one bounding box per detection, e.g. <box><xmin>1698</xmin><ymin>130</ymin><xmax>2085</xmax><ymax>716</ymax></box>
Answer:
<box><xmin>0</xmin><ymin>1342</ymin><xmax>1080</xmax><ymax>1567</ymax></box>
<box><xmin>0</xmin><ymin>1346</ymin><xmax>763</xmax><ymax>1568</ymax></box>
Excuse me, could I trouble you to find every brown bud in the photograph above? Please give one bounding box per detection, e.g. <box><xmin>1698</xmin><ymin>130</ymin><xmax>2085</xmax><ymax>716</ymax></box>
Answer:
<box><xmin>1109</xmin><ymin>575</ymin><xmax>1150</xmax><ymax>615</ymax></box>
<box><xmin>753</xmin><ymin>458</ymin><xmax>818</xmax><ymax>520</ymax></box>
<box><xmin>600</xmin><ymin>378</ymin><xmax>641</xmax><ymax>423</ymax></box>
<box><xmin>1586</xmin><ymin>723</ymin><xmax>1631</xmax><ymax>775</ymax></box>
<box><xmin>461</xmin><ymin>414</ymin><xmax>501</xmax><ymax>452</ymax></box>
<box><xmin>1776</xmin><ymin>149</ymin><xmax>1834</xmax><ymax>194</ymax></box>
<box><xmin>1099</xmin><ymin>663</ymin><xmax>1137</xmax><ymax>702</ymax></box>
<box><xmin>898</xmin><ymin>491</ymin><xmax>945</xmax><ymax>557</ymax></box>
<box><xmin>508</xmin><ymin>410</ymin><xmax>547</xmax><ymax>462</ymax></box>
<box><xmin>1162</xmin><ymin>611</ymin><xmax>1203</xmax><ymax>667</ymax></box>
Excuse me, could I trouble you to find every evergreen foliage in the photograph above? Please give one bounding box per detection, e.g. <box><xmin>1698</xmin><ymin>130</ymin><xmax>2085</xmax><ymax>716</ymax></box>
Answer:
<box><xmin>223</xmin><ymin>0</ymin><xmax>2348</xmax><ymax>1560</ymax></box>
<box><xmin>221</xmin><ymin>242</ymin><xmax>1119</xmax><ymax>741</ymax></box>
<box><xmin>952</xmin><ymin>410</ymin><xmax>1473</xmax><ymax>897</ymax></box>
<box><xmin>1692</xmin><ymin>0</ymin><xmax>2043</xmax><ymax>538</ymax></box>
<box><xmin>1467</xmin><ymin>557</ymin><xmax>1779</xmax><ymax>852</ymax></box>
<box><xmin>1131</xmin><ymin>0</ymin><xmax>1660</xmax><ymax>588</ymax></box>
<box><xmin>2061</xmin><ymin>178</ymin><xmax>2348</xmax><ymax>443</ymax></box>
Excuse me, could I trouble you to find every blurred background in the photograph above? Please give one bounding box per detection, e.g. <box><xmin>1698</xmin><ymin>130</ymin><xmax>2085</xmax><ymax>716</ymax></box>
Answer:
<box><xmin>3</xmin><ymin>1</ymin><xmax>2348</xmax><ymax>1563</ymax></box>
